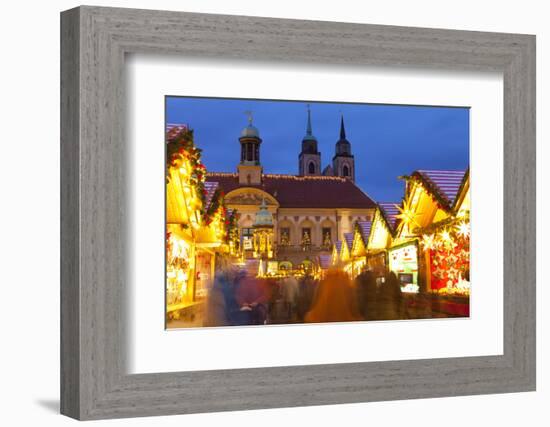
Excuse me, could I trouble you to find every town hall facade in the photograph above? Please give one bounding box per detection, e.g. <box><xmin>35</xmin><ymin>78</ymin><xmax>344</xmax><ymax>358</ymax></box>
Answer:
<box><xmin>206</xmin><ymin>109</ymin><xmax>376</xmax><ymax>271</ymax></box>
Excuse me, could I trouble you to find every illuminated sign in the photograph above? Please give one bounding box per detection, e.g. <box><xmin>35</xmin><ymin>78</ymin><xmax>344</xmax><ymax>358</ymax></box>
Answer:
<box><xmin>389</xmin><ymin>243</ymin><xmax>419</xmax><ymax>290</ymax></box>
<box><xmin>267</xmin><ymin>261</ymin><xmax>278</xmax><ymax>275</ymax></box>
<box><xmin>243</xmin><ymin>237</ymin><xmax>253</xmax><ymax>250</ymax></box>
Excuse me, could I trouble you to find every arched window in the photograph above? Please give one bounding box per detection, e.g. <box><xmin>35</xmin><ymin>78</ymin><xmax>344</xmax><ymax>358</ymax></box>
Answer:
<box><xmin>308</xmin><ymin>162</ymin><xmax>316</xmax><ymax>174</ymax></box>
<box><xmin>279</xmin><ymin>261</ymin><xmax>292</xmax><ymax>271</ymax></box>
<box><xmin>246</xmin><ymin>143</ymin><xmax>254</xmax><ymax>161</ymax></box>
<box><xmin>279</xmin><ymin>227</ymin><xmax>290</xmax><ymax>246</ymax></box>
<box><xmin>342</xmin><ymin>165</ymin><xmax>349</xmax><ymax>177</ymax></box>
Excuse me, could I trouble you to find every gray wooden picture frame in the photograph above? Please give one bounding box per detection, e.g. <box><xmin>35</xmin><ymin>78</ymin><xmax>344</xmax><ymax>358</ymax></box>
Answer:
<box><xmin>60</xmin><ymin>6</ymin><xmax>536</xmax><ymax>421</ymax></box>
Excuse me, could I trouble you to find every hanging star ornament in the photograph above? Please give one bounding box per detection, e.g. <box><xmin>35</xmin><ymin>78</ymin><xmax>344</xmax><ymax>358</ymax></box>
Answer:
<box><xmin>439</xmin><ymin>228</ymin><xmax>457</xmax><ymax>251</ymax></box>
<box><xmin>421</xmin><ymin>233</ymin><xmax>436</xmax><ymax>251</ymax></box>
<box><xmin>395</xmin><ymin>199</ymin><xmax>422</xmax><ymax>236</ymax></box>
<box><xmin>455</xmin><ymin>221</ymin><xmax>470</xmax><ymax>238</ymax></box>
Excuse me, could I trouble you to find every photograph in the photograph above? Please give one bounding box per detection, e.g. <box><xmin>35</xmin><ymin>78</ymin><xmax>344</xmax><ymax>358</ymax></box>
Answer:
<box><xmin>165</xmin><ymin>97</ymin><xmax>471</xmax><ymax>329</ymax></box>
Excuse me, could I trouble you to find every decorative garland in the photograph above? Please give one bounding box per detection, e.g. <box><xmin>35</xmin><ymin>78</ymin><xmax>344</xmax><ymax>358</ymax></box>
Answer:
<box><xmin>428</xmin><ymin>231</ymin><xmax>470</xmax><ymax>291</ymax></box>
<box><xmin>413</xmin><ymin>215</ymin><xmax>457</xmax><ymax>236</ymax></box>
<box><xmin>166</xmin><ymin>126</ymin><xmax>208</xmax><ymax>222</ymax></box>
<box><xmin>203</xmin><ymin>187</ymin><xmax>226</xmax><ymax>226</ymax></box>
<box><xmin>419</xmin><ymin>219</ymin><xmax>470</xmax><ymax>292</ymax></box>
<box><xmin>225</xmin><ymin>210</ymin><xmax>240</xmax><ymax>245</ymax></box>
<box><xmin>166</xmin><ymin>126</ymin><xmax>240</xmax><ymax>253</ymax></box>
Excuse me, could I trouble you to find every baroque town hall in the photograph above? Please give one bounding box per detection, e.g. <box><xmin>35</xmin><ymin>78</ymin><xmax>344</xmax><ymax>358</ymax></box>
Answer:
<box><xmin>206</xmin><ymin>108</ymin><xmax>376</xmax><ymax>272</ymax></box>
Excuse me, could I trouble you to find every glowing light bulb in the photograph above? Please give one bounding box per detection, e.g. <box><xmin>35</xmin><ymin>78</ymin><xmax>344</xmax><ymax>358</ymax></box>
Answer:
<box><xmin>456</xmin><ymin>221</ymin><xmax>470</xmax><ymax>238</ymax></box>
<box><xmin>440</xmin><ymin>230</ymin><xmax>451</xmax><ymax>242</ymax></box>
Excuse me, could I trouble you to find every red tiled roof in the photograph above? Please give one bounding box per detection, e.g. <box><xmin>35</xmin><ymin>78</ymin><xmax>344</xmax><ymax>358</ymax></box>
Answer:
<box><xmin>206</xmin><ymin>172</ymin><xmax>376</xmax><ymax>209</ymax></box>
<box><xmin>412</xmin><ymin>170</ymin><xmax>467</xmax><ymax>209</ymax></box>
<box><xmin>378</xmin><ymin>202</ymin><xmax>400</xmax><ymax>232</ymax></box>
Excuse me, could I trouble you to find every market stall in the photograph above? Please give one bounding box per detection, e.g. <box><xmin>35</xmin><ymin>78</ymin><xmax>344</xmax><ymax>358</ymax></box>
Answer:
<box><xmin>331</xmin><ymin>240</ymin><xmax>342</xmax><ymax>267</ymax></box>
<box><xmin>341</xmin><ymin>232</ymin><xmax>353</xmax><ymax>276</ymax></box>
<box><xmin>165</xmin><ymin>125</ymin><xmax>240</xmax><ymax>322</ymax></box>
<box><xmin>165</xmin><ymin>125</ymin><xmax>205</xmax><ymax>317</ymax></box>
<box><xmin>390</xmin><ymin>169</ymin><xmax>470</xmax><ymax>315</ymax></box>
<box><xmin>415</xmin><ymin>171</ymin><xmax>470</xmax><ymax>315</ymax></box>
<box><xmin>349</xmin><ymin>220</ymin><xmax>372</xmax><ymax>278</ymax></box>
<box><xmin>365</xmin><ymin>204</ymin><xmax>397</xmax><ymax>274</ymax></box>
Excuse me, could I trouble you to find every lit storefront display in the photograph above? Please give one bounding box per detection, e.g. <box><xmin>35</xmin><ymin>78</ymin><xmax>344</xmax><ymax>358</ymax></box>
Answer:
<box><xmin>166</xmin><ymin>229</ymin><xmax>194</xmax><ymax>307</ymax></box>
<box><xmin>388</xmin><ymin>242</ymin><xmax>419</xmax><ymax>293</ymax></box>
<box><xmin>420</xmin><ymin>218</ymin><xmax>470</xmax><ymax>295</ymax></box>
<box><xmin>266</xmin><ymin>260</ymin><xmax>279</xmax><ymax>276</ymax></box>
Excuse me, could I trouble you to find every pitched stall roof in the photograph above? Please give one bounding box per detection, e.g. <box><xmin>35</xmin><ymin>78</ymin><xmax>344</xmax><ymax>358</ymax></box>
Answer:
<box><xmin>343</xmin><ymin>232</ymin><xmax>354</xmax><ymax>251</ymax></box>
<box><xmin>378</xmin><ymin>202</ymin><xmax>400</xmax><ymax>233</ymax></box>
<box><xmin>412</xmin><ymin>170</ymin><xmax>466</xmax><ymax>210</ymax></box>
<box><xmin>203</xmin><ymin>181</ymin><xmax>220</xmax><ymax>209</ymax></box>
<box><xmin>318</xmin><ymin>254</ymin><xmax>332</xmax><ymax>270</ymax></box>
<box><xmin>206</xmin><ymin>173</ymin><xmax>376</xmax><ymax>209</ymax></box>
<box><xmin>356</xmin><ymin>220</ymin><xmax>372</xmax><ymax>243</ymax></box>
<box><xmin>334</xmin><ymin>240</ymin><xmax>343</xmax><ymax>253</ymax></box>
<box><xmin>166</xmin><ymin>123</ymin><xmax>188</xmax><ymax>141</ymax></box>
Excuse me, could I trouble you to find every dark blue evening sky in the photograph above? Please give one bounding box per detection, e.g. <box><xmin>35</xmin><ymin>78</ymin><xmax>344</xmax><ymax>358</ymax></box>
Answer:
<box><xmin>166</xmin><ymin>97</ymin><xmax>469</xmax><ymax>202</ymax></box>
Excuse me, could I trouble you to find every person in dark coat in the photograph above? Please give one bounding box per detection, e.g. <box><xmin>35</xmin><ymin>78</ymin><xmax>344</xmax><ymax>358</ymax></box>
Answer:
<box><xmin>296</xmin><ymin>274</ymin><xmax>316</xmax><ymax>323</ymax></box>
<box><xmin>377</xmin><ymin>271</ymin><xmax>403</xmax><ymax>320</ymax></box>
<box><xmin>355</xmin><ymin>269</ymin><xmax>378</xmax><ymax>320</ymax></box>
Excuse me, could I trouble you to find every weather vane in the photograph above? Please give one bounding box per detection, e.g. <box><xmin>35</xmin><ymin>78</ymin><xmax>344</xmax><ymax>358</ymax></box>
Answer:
<box><xmin>244</xmin><ymin>110</ymin><xmax>253</xmax><ymax>125</ymax></box>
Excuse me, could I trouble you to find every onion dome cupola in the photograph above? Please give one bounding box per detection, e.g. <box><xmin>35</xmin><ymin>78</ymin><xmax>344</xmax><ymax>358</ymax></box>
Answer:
<box><xmin>299</xmin><ymin>104</ymin><xmax>322</xmax><ymax>176</ymax></box>
<box><xmin>332</xmin><ymin>114</ymin><xmax>356</xmax><ymax>182</ymax></box>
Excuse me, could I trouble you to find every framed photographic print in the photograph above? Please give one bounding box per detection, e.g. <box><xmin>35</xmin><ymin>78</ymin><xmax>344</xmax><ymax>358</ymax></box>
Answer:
<box><xmin>164</xmin><ymin>97</ymin><xmax>471</xmax><ymax>330</ymax></box>
<box><xmin>61</xmin><ymin>6</ymin><xmax>536</xmax><ymax>420</ymax></box>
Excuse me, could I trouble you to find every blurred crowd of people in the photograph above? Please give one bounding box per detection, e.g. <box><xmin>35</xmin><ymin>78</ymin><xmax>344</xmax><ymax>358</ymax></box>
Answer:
<box><xmin>203</xmin><ymin>255</ymin><xmax>408</xmax><ymax>327</ymax></box>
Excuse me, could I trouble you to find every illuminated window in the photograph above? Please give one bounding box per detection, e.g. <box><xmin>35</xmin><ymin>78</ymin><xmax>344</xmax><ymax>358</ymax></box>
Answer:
<box><xmin>322</xmin><ymin>227</ymin><xmax>332</xmax><ymax>247</ymax></box>
<box><xmin>280</xmin><ymin>227</ymin><xmax>290</xmax><ymax>246</ymax></box>
<box><xmin>301</xmin><ymin>228</ymin><xmax>312</xmax><ymax>249</ymax></box>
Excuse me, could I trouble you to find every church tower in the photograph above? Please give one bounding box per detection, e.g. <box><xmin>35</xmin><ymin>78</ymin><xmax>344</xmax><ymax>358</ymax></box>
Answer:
<box><xmin>238</xmin><ymin>111</ymin><xmax>263</xmax><ymax>185</ymax></box>
<box><xmin>332</xmin><ymin>115</ymin><xmax>355</xmax><ymax>182</ymax></box>
<box><xmin>299</xmin><ymin>105</ymin><xmax>322</xmax><ymax>176</ymax></box>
